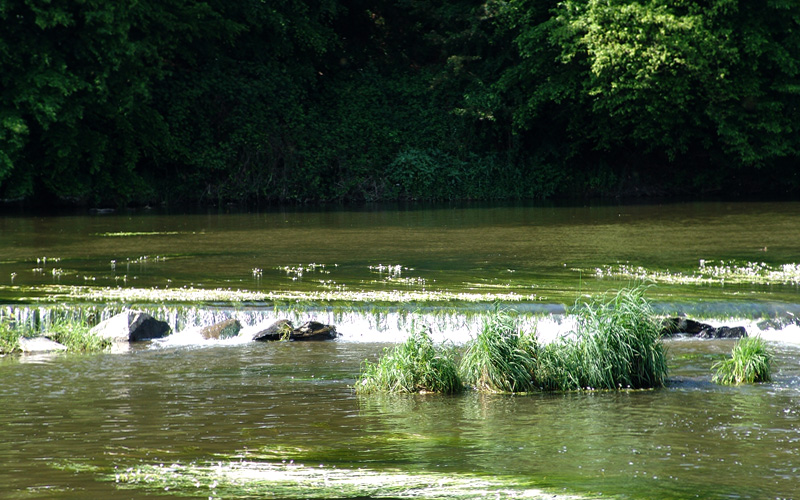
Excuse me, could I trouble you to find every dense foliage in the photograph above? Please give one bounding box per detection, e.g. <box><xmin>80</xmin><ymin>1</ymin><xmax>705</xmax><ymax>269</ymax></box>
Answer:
<box><xmin>2</xmin><ymin>0</ymin><xmax>798</xmax><ymax>206</ymax></box>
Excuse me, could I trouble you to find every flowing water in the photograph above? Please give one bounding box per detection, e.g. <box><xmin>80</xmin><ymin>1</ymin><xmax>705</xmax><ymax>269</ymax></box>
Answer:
<box><xmin>1</xmin><ymin>202</ymin><xmax>800</xmax><ymax>499</ymax></box>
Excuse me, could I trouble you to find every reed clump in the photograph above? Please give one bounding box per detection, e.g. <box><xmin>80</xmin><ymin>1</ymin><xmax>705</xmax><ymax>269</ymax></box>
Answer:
<box><xmin>354</xmin><ymin>286</ymin><xmax>667</xmax><ymax>394</ymax></box>
<box><xmin>712</xmin><ymin>336</ymin><xmax>773</xmax><ymax>385</ymax></box>
<box><xmin>458</xmin><ymin>286</ymin><xmax>667</xmax><ymax>393</ymax></box>
<box><xmin>459</xmin><ymin>307</ymin><xmax>538</xmax><ymax>392</ymax></box>
<box><xmin>536</xmin><ymin>286</ymin><xmax>668</xmax><ymax>391</ymax></box>
<box><xmin>356</xmin><ymin>323</ymin><xmax>463</xmax><ymax>394</ymax></box>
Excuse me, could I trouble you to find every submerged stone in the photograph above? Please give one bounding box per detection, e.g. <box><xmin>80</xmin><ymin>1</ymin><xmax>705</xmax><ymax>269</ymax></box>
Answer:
<box><xmin>19</xmin><ymin>336</ymin><xmax>67</xmax><ymax>353</ymax></box>
<box><xmin>200</xmin><ymin>319</ymin><xmax>242</xmax><ymax>340</ymax></box>
<box><xmin>91</xmin><ymin>311</ymin><xmax>171</xmax><ymax>342</ymax></box>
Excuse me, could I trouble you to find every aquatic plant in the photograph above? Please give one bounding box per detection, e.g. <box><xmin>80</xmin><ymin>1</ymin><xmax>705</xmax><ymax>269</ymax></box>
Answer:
<box><xmin>28</xmin><ymin>284</ymin><xmax>537</xmax><ymax>305</ymax></box>
<box><xmin>536</xmin><ymin>286</ymin><xmax>667</xmax><ymax>391</ymax></box>
<box><xmin>356</xmin><ymin>323</ymin><xmax>462</xmax><ymax>394</ymax></box>
<box><xmin>0</xmin><ymin>318</ymin><xmax>22</xmax><ymax>354</ymax></box>
<box><xmin>0</xmin><ymin>313</ymin><xmax>109</xmax><ymax>354</ymax></box>
<box><xmin>595</xmin><ymin>260</ymin><xmax>800</xmax><ymax>286</ymax></box>
<box><xmin>459</xmin><ymin>307</ymin><xmax>538</xmax><ymax>393</ymax></box>
<box><xmin>60</xmin><ymin>457</ymin><xmax>559</xmax><ymax>499</ymax></box>
<box><xmin>712</xmin><ymin>337</ymin><xmax>773</xmax><ymax>385</ymax></box>
<box><xmin>47</xmin><ymin>316</ymin><xmax>112</xmax><ymax>353</ymax></box>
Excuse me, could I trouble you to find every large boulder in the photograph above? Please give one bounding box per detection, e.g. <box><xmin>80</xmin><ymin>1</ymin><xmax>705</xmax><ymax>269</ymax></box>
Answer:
<box><xmin>253</xmin><ymin>320</ymin><xmax>338</xmax><ymax>341</ymax></box>
<box><xmin>91</xmin><ymin>311</ymin><xmax>171</xmax><ymax>342</ymax></box>
<box><xmin>200</xmin><ymin>319</ymin><xmax>242</xmax><ymax>340</ymax></box>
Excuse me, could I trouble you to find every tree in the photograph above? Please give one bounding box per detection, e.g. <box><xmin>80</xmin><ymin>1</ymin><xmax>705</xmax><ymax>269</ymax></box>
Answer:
<box><xmin>0</xmin><ymin>0</ymin><xmax>234</xmax><ymax>203</ymax></box>
<box><xmin>499</xmin><ymin>0</ymin><xmax>800</xmax><ymax>190</ymax></box>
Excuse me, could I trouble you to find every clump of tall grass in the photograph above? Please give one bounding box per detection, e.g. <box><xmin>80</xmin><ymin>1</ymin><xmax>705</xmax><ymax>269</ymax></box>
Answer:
<box><xmin>1</xmin><ymin>316</ymin><xmax>110</xmax><ymax>354</ymax></box>
<box><xmin>0</xmin><ymin>318</ymin><xmax>22</xmax><ymax>354</ymax></box>
<box><xmin>356</xmin><ymin>323</ymin><xmax>462</xmax><ymax>394</ymax></box>
<box><xmin>459</xmin><ymin>307</ymin><xmax>538</xmax><ymax>392</ymax></box>
<box><xmin>712</xmin><ymin>337</ymin><xmax>773</xmax><ymax>385</ymax></box>
<box><xmin>47</xmin><ymin>317</ymin><xmax>111</xmax><ymax>353</ymax></box>
<box><xmin>536</xmin><ymin>285</ymin><xmax>668</xmax><ymax>391</ymax></box>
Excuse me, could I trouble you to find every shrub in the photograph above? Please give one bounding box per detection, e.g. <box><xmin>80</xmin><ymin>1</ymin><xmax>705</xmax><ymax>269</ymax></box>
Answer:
<box><xmin>460</xmin><ymin>307</ymin><xmax>538</xmax><ymax>393</ymax></box>
<box><xmin>712</xmin><ymin>337</ymin><xmax>773</xmax><ymax>385</ymax></box>
<box><xmin>356</xmin><ymin>323</ymin><xmax>463</xmax><ymax>394</ymax></box>
<box><xmin>536</xmin><ymin>286</ymin><xmax>668</xmax><ymax>391</ymax></box>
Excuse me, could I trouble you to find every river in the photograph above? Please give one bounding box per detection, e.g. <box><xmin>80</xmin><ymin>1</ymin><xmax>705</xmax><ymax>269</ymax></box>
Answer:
<box><xmin>1</xmin><ymin>202</ymin><xmax>799</xmax><ymax>499</ymax></box>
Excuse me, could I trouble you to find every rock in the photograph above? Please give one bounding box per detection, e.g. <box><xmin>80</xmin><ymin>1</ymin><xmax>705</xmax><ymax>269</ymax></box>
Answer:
<box><xmin>91</xmin><ymin>311</ymin><xmax>171</xmax><ymax>342</ymax></box>
<box><xmin>200</xmin><ymin>319</ymin><xmax>241</xmax><ymax>340</ymax></box>
<box><xmin>252</xmin><ymin>319</ymin><xmax>294</xmax><ymax>341</ymax></box>
<box><xmin>291</xmin><ymin>321</ymin><xmax>338</xmax><ymax>341</ymax></box>
<box><xmin>253</xmin><ymin>319</ymin><xmax>338</xmax><ymax>341</ymax></box>
<box><xmin>697</xmin><ymin>326</ymin><xmax>748</xmax><ymax>339</ymax></box>
<box><xmin>661</xmin><ymin>316</ymin><xmax>747</xmax><ymax>339</ymax></box>
<box><xmin>660</xmin><ymin>317</ymin><xmax>712</xmax><ymax>336</ymax></box>
<box><xmin>19</xmin><ymin>337</ymin><xmax>67</xmax><ymax>353</ymax></box>
<box><xmin>757</xmin><ymin>313</ymin><xmax>799</xmax><ymax>331</ymax></box>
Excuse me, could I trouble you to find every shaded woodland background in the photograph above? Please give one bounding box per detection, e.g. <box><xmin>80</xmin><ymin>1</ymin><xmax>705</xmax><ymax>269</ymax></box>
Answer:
<box><xmin>2</xmin><ymin>0</ymin><xmax>799</xmax><ymax>206</ymax></box>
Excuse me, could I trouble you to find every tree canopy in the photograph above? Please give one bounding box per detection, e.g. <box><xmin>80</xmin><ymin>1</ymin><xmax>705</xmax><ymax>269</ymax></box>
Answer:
<box><xmin>1</xmin><ymin>0</ymin><xmax>798</xmax><ymax>206</ymax></box>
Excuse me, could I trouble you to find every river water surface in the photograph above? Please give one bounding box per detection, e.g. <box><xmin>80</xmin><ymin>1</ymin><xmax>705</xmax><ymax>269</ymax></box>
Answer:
<box><xmin>1</xmin><ymin>202</ymin><xmax>799</xmax><ymax>499</ymax></box>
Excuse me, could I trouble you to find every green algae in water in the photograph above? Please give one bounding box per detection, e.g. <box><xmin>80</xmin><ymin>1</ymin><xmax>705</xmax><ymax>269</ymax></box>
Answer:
<box><xmin>594</xmin><ymin>260</ymin><xmax>800</xmax><ymax>286</ymax></box>
<box><xmin>97</xmin><ymin>232</ymin><xmax>186</xmax><ymax>237</ymax></box>
<box><xmin>96</xmin><ymin>459</ymin><xmax>581</xmax><ymax>499</ymax></box>
<box><xmin>1</xmin><ymin>284</ymin><xmax>538</xmax><ymax>306</ymax></box>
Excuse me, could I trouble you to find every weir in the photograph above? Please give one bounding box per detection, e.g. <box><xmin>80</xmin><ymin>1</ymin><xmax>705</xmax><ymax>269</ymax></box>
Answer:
<box><xmin>3</xmin><ymin>302</ymin><xmax>800</xmax><ymax>346</ymax></box>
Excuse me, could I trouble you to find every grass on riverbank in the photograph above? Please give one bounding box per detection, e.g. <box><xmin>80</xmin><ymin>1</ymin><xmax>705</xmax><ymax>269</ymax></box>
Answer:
<box><xmin>712</xmin><ymin>336</ymin><xmax>773</xmax><ymax>385</ymax></box>
<box><xmin>355</xmin><ymin>322</ymin><xmax>463</xmax><ymax>394</ymax></box>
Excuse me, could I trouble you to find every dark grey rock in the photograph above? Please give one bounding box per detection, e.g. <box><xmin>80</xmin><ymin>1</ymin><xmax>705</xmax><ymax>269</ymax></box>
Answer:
<box><xmin>291</xmin><ymin>321</ymin><xmax>338</xmax><ymax>341</ymax></box>
<box><xmin>661</xmin><ymin>316</ymin><xmax>747</xmax><ymax>339</ymax></box>
<box><xmin>91</xmin><ymin>311</ymin><xmax>171</xmax><ymax>342</ymax></box>
<box><xmin>756</xmin><ymin>313</ymin><xmax>799</xmax><ymax>331</ymax></box>
<box><xmin>252</xmin><ymin>320</ymin><xmax>294</xmax><ymax>341</ymax></box>
<box><xmin>660</xmin><ymin>317</ymin><xmax>713</xmax><ymax>336</ymax></box>
<box><xmin>697</xmin><ymin>326</ymin><xmax>748</xmax><ymax>339</ymax></box>
<box><xmin>253</xmin><ymin>319</ymin><xmax>338</xmax><ymax>341</ymax></box>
